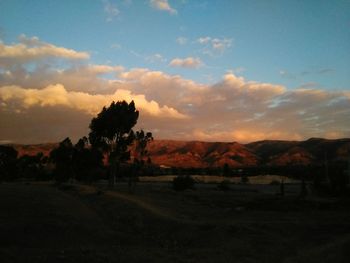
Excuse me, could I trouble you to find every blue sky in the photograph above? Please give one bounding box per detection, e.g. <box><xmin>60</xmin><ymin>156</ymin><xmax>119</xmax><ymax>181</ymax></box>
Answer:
<box><xmin>1</xmin><ymin>0</ymin><xmax>349</xmax><ymax>88</ymax></box>
<box><xmin>0</xmin><ymin>0</ymin><xmax>350</xmax><ymax>143</ymax></box>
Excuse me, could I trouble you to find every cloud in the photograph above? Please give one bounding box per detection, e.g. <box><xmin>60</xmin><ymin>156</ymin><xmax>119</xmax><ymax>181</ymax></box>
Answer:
<box><xmin>145</xmin><ymin>53</ymin><xmax>166</xmax><ymax>63</ymax></box>
<box><xmin>103</xmin><ymin>0</ymin><xmax>120</xmax><ymax>22</ymax></box>
<box><xmin>176</xmin><ymin>37</ymin><xmax>187</xmax><ymax>45</ymax></box>
<box><xmin>110</xmin><ymin>43</ymin><xmax>122</xmax><ymax>50</ymax></box>
<box><xmin>0</xmin><ymin>35</ymin><xmax>89</xmax><ymax>65</ymax></box>
<box><xmin>1</xmin><ymin>36</ymin><xmax>350</xmax><ymax>143</ymax></box>
<box><xmin>150</xmin><ymin>0</ymin><xmax>177</xmax><ymax>14</ymax></box>
<box><xmin>197</xmin><ymin>37</ymin><xmax>211</xmax><ymax>44</ymax></box>
<box><xmin>0</xmin><ymin>84</ymin><xmax>188</xmax><ymax>119</ymax></box>
<box><xmin>197</xmin><ymin>36</ymin><xmax>232</xmax><ymax>56</ymax></box>
<box><xmin>280</xmin><ymin>68</ymin><xmax>334</xmax><ymax>80</ymax></box>
<box><xmin>190</xmin><ymin>129</ymin><xmax>303</xmax><ymax>143</ymax></box>
<box><xmin>169</xmin><ymin>57</ymin><xmax>203</xmax><ymax>68</ymax></box>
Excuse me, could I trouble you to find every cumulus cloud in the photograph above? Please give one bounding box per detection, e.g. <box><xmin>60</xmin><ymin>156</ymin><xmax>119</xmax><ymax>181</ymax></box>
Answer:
<box><xmin>0</xmin><ymin>35</ymin><xmax>89</xmax><ymax>65</ymax></box>
<box><xmin>0</xmin><ymin>84</ymin><xmax>188</xmax><ymax>119</ymax></box>
<box><xmin>150</xmin><ymin>0</ymin><xmax>177</xmax><ymax>14</ymax></box>
<box><xmin>1</xmin><ymin>36</ymin><xmax>350</xmax><ymax>143</ymax></box>
<box><xmin>169</xmin><ymin>57</ymin><xmax>203</xmax><ymax>68</ymax></box>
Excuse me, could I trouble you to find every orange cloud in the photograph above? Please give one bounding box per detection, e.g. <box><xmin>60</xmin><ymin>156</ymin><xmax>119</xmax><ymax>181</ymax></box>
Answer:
<box><xmin>150</xmin><ymin>0</ymin><xmax>177</xmax><ymax>14</ymax></box>
<box><xmin>0</xmin><ymin>35</ymin><xmax>89</xmax><ymax>63</ymax></box>
<box><xmin>0</xmin><ymin>84</ymin><xmax>189</xmax><ymax>119</ymax></box>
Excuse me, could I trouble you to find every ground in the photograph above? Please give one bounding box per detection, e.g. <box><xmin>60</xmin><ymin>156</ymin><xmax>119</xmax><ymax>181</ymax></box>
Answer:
<box><xmin>1</xmin><ymin>181</ymin><xmax>350</xmax><ymax>262</ymax></box>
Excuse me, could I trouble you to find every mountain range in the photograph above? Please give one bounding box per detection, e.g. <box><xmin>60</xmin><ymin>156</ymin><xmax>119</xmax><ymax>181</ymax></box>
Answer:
<box><xmin>12</xmin><ymin>138</ymin><xmax>350</xmax><ymax>168</ymax></box>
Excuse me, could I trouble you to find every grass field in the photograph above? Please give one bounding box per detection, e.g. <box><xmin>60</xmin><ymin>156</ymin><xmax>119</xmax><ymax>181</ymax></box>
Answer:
<box><xmin>1</xmin><ymin>181</ymin><xmax>350</xmax><ymax>262</ymax></box>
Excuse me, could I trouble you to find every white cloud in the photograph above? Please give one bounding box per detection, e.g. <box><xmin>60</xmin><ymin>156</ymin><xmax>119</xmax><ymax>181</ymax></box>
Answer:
<box><xmin>103</xmin><ymin>0</ymin><xmax>120</xmax><ymax>22</ymax></box>
<box><xmin>197</xmin><ymin>36</ymin><xmax>211</xmax><ymax>44</ymax></box>
<box><xmin>176</xmin><ymin>37</ymin><xmax>187</xmax><ymax>45</ymax></box>
<box><xmin>145</xmin><ymin>53</ymin><xmax>166</xmax><ymax>63</ymax></box>
<box><xmin>110</xmin><ymin>43</ymin><xmax>122</xmax><ymax>50</ymax></box>
<box><xmin>169</xmin><ymin>57</ymin><xmax>203</xmax><ymax>68</ymax></box>
<box><xmin>197</xmin><ymin>36</ymin><xmax>233</xmax><ymax>56</ymax></box>
<box><xmin>211</xmin><ymin>38</ymin><xmax>232</xmax><ymax>52</ymax></box>
<box><xmin>150</xmin><ymin>0</ymin><xmax>177</xmax><ymax>14</ymax></box>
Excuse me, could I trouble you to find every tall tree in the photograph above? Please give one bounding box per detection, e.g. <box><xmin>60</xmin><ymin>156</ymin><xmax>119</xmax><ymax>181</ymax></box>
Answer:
<box><xmin>134</xmin><ymin>130</ymin><xmax>153</xmax><ymax>164</ymax></box>
<box><xmin>50</xmin><ymin>137</ymin><xmax>74</xmax><ymax>183</ymax></box>
<box><xmin>129</xmin><ymin>130</ymin><xmax>153</xmax><ymax>191</ymax></box>
<box><xmin>89</xmin><ymin>100</ymin><xmax>139</xmax><ymax>187</ymax></box>
<box><xmin>72</xmin><ymin>136</ymin><xmax>104</xmax><ymax>182</ymax></box>
<box><xmin>0</xmin><ymin>145</ymin><xmax>18</xmax><ymax>181</ymax></box>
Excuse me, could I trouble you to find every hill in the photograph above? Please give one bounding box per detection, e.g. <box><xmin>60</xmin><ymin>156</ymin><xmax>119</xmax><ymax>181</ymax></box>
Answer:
<box><xmin>10</xmin><ymin>138</ymin><xmax>350</xmax><ymax>168</ymax></box>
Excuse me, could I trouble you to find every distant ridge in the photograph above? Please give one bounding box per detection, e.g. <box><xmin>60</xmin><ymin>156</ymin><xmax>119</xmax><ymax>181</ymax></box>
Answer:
<box><xmin>11</xmin><ymin>138</ymin><xmax>350</xmax><ymax>168</ymax></box>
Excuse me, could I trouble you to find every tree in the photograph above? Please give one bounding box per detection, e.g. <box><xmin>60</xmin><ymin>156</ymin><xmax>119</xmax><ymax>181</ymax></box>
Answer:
<box><xmin>0</xmin><ymin>145</ymin><xmax>18</xmax><ymax>181</ymax></box>
<box><xmin>222</xmin><ymin>163</ymin><xmax>231</xmax><ymax>177</ymax></box>
<box><xmin>17</xmin><ymin>152</ymin><xmax>46</xmax><ymax>180</ymax></box>
<box><xmin>128</xmin><ymin>130</ymin><xmax>153</xmax><ymax>191</ymax></box>
<box><xmin>134</xmin><ymin>130</ymin><xmax>153</xmax><ymax>164</ymax></box>
<box><xmin>50</xmin><ymin>137</ymin><xmax>74</xmax><ymax>183</ymax></box>
<box><xmin>72</xmin><ymin>136</ymin><xmax>104</xmax><ymax>182</ymax></box>
<box><xmin>89</xmin><ymin>100</ymin><xmax>139</xmax><ymax>187</ymax></box>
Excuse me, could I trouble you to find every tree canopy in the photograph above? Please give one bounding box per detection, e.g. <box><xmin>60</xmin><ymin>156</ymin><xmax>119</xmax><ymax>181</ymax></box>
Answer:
<box><xmin>89</xmin><ymin>101</ymin><xmax>139</xmax><ymax>153</ymax></box>
<box><xmin>88</xmin><ymin>100</ymin><xmax>139</xmax><ymax>186</ymax></box>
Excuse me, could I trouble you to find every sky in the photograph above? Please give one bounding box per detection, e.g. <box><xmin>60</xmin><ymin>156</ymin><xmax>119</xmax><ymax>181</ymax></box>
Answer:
<box><xmin>0</xmin><ymin>0</ymin><xmax>350</xmax><ymax>144</ymax></box>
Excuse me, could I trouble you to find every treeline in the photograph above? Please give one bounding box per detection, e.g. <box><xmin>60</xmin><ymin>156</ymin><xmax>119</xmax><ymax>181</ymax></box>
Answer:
<box><xmin>1</xmin><ymin>100</ymin><xmax>349</xmax><ymax>194</ymax></box>
<box><xmin>0</xmin><ymin>101</ymin><xmax>154</xmax><ymax>185</ymax></box>
<box><xmin>0</xmin><ymin>136</ymin><xmax>154</xmax><ymax>183</ymax></box>
<box><xmin>1</xmin><ymin>146</ymin><xmax>349</xmax><ymax>194</ymax></box>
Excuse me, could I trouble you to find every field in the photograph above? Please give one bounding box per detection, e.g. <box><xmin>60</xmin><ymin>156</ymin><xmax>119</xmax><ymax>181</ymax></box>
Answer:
<box><xmin>1</xmin><ymin>181</ymin><xmax>350</xmax><ymax>262</ymax></box>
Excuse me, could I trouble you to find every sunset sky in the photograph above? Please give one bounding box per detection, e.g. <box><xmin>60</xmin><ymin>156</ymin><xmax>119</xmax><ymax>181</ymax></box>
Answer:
<box><xmin>0</xmin><ymin>0</ymin><xmax>350</xmax><ymax>144</ymax></box>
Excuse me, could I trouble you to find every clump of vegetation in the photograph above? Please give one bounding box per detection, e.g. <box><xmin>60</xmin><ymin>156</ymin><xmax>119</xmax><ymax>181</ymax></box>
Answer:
<box><xmin>0</xmin><ymin>145</ymin><xmax>18</xmax><ymax>181</ymax></box>
<box><xmin>172</xmin><ymin>175</ymin><xmax>195</xmax><ymax>191</ymax></box>
<box><xmin>217</xmin><ymin>179</ymin><xmax>231</xmax><ymax>191</ymax></box>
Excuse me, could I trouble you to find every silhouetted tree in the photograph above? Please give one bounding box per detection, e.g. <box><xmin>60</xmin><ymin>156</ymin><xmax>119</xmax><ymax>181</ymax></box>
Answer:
<box><xmin>89</xmin><ymin>101</ymin><xmax>139</xmax><ymax>187</ymax></box>
<box><xmin>0</xmin><ymin>145</ymin><xmax>18</xmax><ymax>181</ymax></box>
<box><xmin>134</xmin><ymin>130</ymin><xmax>153</xmax><ymax>162</ymax></box>
<box><xmin>128</xmin><ymin>130</ymin><xmax>153</xmax><ymax>191</ymax></box>
<box><xmin>17</xmin><ymin>152</ymin><xmax>47</xmax><ymax>180</ymax></box>
<box><xmin>50</xmin><ymin>137</ymin><xmax>74</xmax><ymax>183</ymax></box>
<box><xmin>222</xmin><ymin>163</ymin><xmax>231</xmax><ymax>177</ymax></box>
<box><xmin>72</xmin><ymin>136</ymin><xmax>104</xmax><ymax>182</ymax></box>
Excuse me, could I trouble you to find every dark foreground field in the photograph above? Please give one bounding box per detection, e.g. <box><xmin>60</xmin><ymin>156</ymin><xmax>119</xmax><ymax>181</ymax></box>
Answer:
<box><xmin>1</xmin><ymin>182</ymin><xmax>350</xmax><ymax>263</ymax></box>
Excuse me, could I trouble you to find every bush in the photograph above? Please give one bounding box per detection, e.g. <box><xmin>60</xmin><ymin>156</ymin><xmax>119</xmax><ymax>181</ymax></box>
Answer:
<box><xmin>172</xmin><ymin>175</ymin><xmax>195</xmax><ymax>191</ymax></box>
<box><xmin>217</xmin><ymin>180</ymin><xmax>231</xmax><ymax>191</ymax></box>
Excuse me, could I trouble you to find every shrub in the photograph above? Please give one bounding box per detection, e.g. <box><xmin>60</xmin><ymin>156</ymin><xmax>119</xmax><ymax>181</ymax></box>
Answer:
<box><xmin>172</xmin><ymin>175</ymin><xmax>195</xmax><ymax>191</ymax></box>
